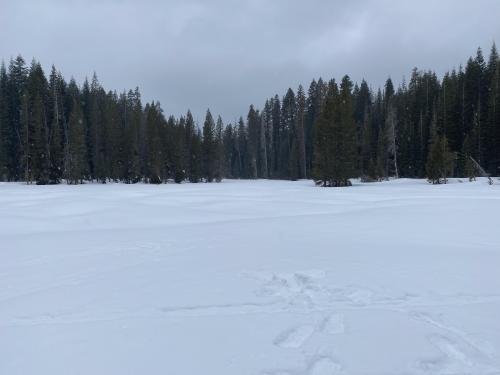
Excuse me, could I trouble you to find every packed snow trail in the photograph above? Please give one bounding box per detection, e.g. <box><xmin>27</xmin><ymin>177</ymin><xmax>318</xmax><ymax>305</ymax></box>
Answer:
<box><xmin>1</xmin><ymin>178</ymin><xmax>499</xmax><ymax>375</ymax></box>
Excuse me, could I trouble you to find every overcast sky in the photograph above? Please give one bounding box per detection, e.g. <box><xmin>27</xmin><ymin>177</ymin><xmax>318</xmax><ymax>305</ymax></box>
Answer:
<box><xmin>1</xmin><ymin>0</ymin><xmax>500</xmax><ymax>122</ymax></box>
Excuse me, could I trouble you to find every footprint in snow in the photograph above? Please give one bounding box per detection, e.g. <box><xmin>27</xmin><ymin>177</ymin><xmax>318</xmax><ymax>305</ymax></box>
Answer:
<box><xmin>307</xmin><ymin>357</ymin><xmax>342</xmax><ymax>375</ymax></box>
<box><xmin>319</xmin><ymin>313</ymin><xmax>345</xmax><ymax>335</ymax></box>
<box><xmin>345</xmin><ymin>287</ymin><xmax>373</xmax><ymax>306</ymax></box>
<box><xmin>413</xmin><ymin>334</ymin><xmax>499</xmax><ymax>374</ymax></box>
<box><xmin>274</xmin><ymin>325</ymin><xmax>316</xmax><ymax>349</ymax></box>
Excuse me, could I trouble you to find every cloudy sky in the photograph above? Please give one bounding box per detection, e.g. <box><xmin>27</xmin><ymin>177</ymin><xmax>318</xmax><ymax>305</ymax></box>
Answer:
<box><xmin>1</xmin><ymin>0</ymin><xmax>499</xmax><ymax>122</ymax></box>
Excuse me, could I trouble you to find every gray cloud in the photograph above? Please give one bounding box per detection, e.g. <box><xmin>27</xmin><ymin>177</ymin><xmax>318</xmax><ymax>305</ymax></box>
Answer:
<box><xmin>1</xmin><ymin>0</ymin><xmax>499</xmax><ymax>122</ymax></box>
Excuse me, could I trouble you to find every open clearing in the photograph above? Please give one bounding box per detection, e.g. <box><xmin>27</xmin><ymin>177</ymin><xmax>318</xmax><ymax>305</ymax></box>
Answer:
<box><xmin>1</xmin><ymin>179</ymin><xmax>499</xmax><ymax>375</ymax></box>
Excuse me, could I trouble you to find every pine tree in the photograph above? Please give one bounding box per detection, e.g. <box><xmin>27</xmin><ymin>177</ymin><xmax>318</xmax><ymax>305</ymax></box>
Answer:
<box><xmin>373</xmin><ymin>89</ymin><xmax>387</xmax><ymax>180</ymax></box>
<box><xmin>280</xmin><ymin>89</ymin><xmax>296</xmax><ymax>179</ymax></box>
<box><xmin>184</xmin><ymin>111</ymin><xmax>198</xmax><ymax>182</ymax></box>
<box><xmin>20</xmin><ymin>92</ymin><xmax>31</xmax><ymax>183</ymax></box>
<box><xmin>361</xmin><ymin>105</ymin><xmax>376</xmax><ymax>181</ymax></box>
<box><xmin>313</xmin><ymin>79</ymin><xmax>339</xmax><ymax>186</ymax></box>
<box><xmin>47</xmin><ymin>66</ymin><xmax>65</xmax><ymax>184</ymax></box>
<box><xmin>384</xmin><ymin>78</ymin><xmax>399</xmax><ymax>178</ymax></box>
<box><xmin>214</xmin><ymin>115</ymin><xmax>225</xmax><ymax>182</ymax></box>
<box><xmin>88</xmin><ymin>74</ymin><xmax>108</xmax><ymax>182</ymax></box>
<box><xmin>305</xmin><ymin>79</ymin><xmax>319</xmax><ymax>177</ymax></box>
<box><xmin>236</xmin><ymin>116</ymin><xmax>247</xmax><ymax>178</ymax></box>
<box><xmin>169</xmin><ymin>116</ymin><xmax>186</xmax><ymax>183</ymax></box>
<box><xmin>355</xmin><ymin>80</ymin><xmax>372</xmax><ymax>175</ymax></box>
<box><xmin>105</xmin><ymin>91</ymin><xmax>124</xmax><ymax>181</ymax></box>
<box><xmin>246</xmin><ymin>105</ymin><xmax>259</xmax><ymax>179</ymax></box>
<box><xmin>202</xmin><ymin>109</ymin><xmax>216</xmax><ymax>182</ymax></box>
<box><xmin>66</xmin><ymin>98</ymin><xmax>87</xmax><ymax>184</ymax></box>
<box><xmin>375</xmin><ymin>122</ymin><xmax>388</xmax><ymax>180</ymax></box>
<box><xmin>190</xmin><ymin>128</ymin><xmax>203</xmax><ymax>183</ymax></box>
<box><xmin>25</xmin><ymin>62</ymin><xmax>50</xmax><ymax>185</ymax></box>
<box><xmin>7</xmin><ymin>56</ymin><xmax>28</xmax><ymax>180</ymax></box>
<box><xmin>271</xmin><ymin>95</ymin><xmax>281</xmax><ymax>177</ymax></box>
<box><xmin>0</xmin><ymin>62</ymin><xmax>8</xmax><ymax>180</ymax></box>
<box><xmin>334</xmin><ymin>75</ymin><xmax>358</xmax><ymax>185</ymax></box>
<box><xmin>144</xmin><ymin>102</ymin><xmax>164</xmax><ymax>184</ymax></box>
<box><xmin>311</xmin><ymin>77</ymin><xmax>359</xmax><ymax>186</ymax></box>
<box><xmin>223</xmin><ymin>123</ymin><xmax>239</xmax><ymax>178</ymax></box>
<box><xmin>462</xmin><ymin>135</ymin><xmax>476</xmax><ymax>181</ymax></box>
<box><xmin>295</xmin><ymin>85</ymin><xmax>307</xmax><ymax>179</ymax></box>
<box><xmin>31</xmin><ymin>94</ymin><xmax>50</xmax><ymax>184</ymax></box>
<box><xmin>485</xmin><ymin>43</ymin><xmax>500</xmax><ymax>174</ymax></box>
<box><xmin>259</xmin><ymin>103</ymin><xmax>269</xmax><ymax>178</ymax></box>
<box><xmin>426</xmin><ymin>134</ymin><xmax>454</xmax><ymax>184</ymax></box>
<box><xmin>122</xmin><ymin>88</ymin><xmax>142</xmax><ymax>183</ymax></box>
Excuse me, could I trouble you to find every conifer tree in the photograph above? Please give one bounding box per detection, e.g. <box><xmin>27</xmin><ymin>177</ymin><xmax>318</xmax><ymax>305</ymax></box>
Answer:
<box><xmin>214</xmin><ymin>115</ymin><xmax>225</xmax><ymax>182</ymax></box>
<box><xmin>295</xmin><ymin>85</ymin><xmax>307</xmax><ymax>179</ymax></box>
<box><xmin>0</xmin><ymin>63</ymin><xmax>8</xmax><ymax>180</ymax></box>
<box><xmin>47</xmin><ymin>66</ymin><xmax>65</xmax><ymax>184</ymax></box>
<box><xmin>7</xmin><ymin>56</ymin><xmax>28</xmax><ymax>180</ymax></box>
<box><xmin>20</xmin><ymin>92</ymin><xmax>31</xmax><ymax>183</ymax></box>
<box><xmin>66</xmin><ymin>98</ymin><xmax>87</xmax><ymax>184</ymax></box>
<box><xmin>313</xmin><ymin>79</ymin><xmax>338</xmax><ymax>186</ymax></box>
<box><xmin>235</xmin><ymin>117</ymin><xmax>247</xmax><ymax>178</ymax></box>
<box><xmin>87</xmin><ymin>74</ymin><xmax>108</xmax><ymax>182</ymax></box>
<box><xmin>462</xmin><ymin>135</ymin><xmax>476</xmax><ymax>181</ymax></box>
<box><xmin>222</xmin><ymin>123</ymin><xmax>233</xmax><ymax>177</ymax></box>
<box><xmin>305</xmin><ymin>80</ymin><xmax>318</xmax><ymax>177</ymax></box>
<box><xmin>361</xmin><ymin>105</ymin><xmax>376</xmax><ymax>181</ymax></box>
<box><xmin>104</xmin><ymin>91</ymin><xmax>124</xmax><ymax>181</ymax></box>
<box><xmin>315</xmin><ymin>76</ymin><xmax>358</xmax><ymax>187</ymax></box>
<box><xmin>375</xmin><ymin>122</ymin><xmax>388</xmax><ymax>180</ymax></box>
<box><xmin>31</xmin><ymin>94</ymin><xmax>50</xmax><ymax>184</ymax></box>
<box><xmin>426</xmin><ymin>134</ymin><xmax>454</xmax><ymax>184</ymax></box>
<box><xmin>384</xmin><ymin>79</ymin><xmax>399</xmax><ymax>178</ymax></box>
<box><xmin>122</xmin><ymin>88</ymin><xmax>142</xmax><ymax>183</ymax></box>
<box><xmin>485</xmin><ymin>43</ymin><xmax>500</xmax><ymax>173</ymax></box>
<box><xmin>202</xmin><ymin>109</ymin><xmax>216</xmax><ymax>182</ymax></box>
<box><xmin>184</xmin><ymin>110</ymin><xmax>196</xmax><ymax>180</ymax></box>
<box><xmin>355</xmin><ymin>80</ymin><xmax>372</xmax><ymax>177</ymax></box>
<box><xmin>259</xmin><ymin>103</ymin><xmax>269</xmax><ymax>178</ymax></box>
<box><xmin>144</xmin><ymin>102</ymin><xmax>164</xmax><ymax>184</ymax></box>
<box><xmin>246</xmin><ymin>105</ymin><xmax>259</xmax><ymax>179</ymax></box>
<box><xmin>335</xmin><ymin>75</ymin><xmax>358</xmax><ymax>185</ymax></box>
<box><xmin>168</xmin><ymin>116</ymin><xmax>185</xmax><ymax>183</ymax></box>
<box><xmin>372</xmin><ymin>89</ymin><xmax>387</xmax><ymax>180</ymax></box>
<box><xmin>280</xmin><ymin>89</ymin><xmax>296</xmax><ymax>179</ymax></box>
<box><xmin>271</xmin><ymin>95</ymin><xmax>281</xmax><ymax>176</ymax></box>
<box><xmin>190</xmin><ymin>128</ymin><xmax>203</xmax><ymax>183</ymax></box>
<box><xmin>25</xmin><ymin>62</ymin><xmax>50</xmax><ymax>184</ymax></box>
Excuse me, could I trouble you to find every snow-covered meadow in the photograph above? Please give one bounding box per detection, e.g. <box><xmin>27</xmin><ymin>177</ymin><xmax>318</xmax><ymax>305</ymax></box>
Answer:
<box><xmin>1</xmin><ymin>178</ymin><xmax>499</xmax><ymax>375</ymax></box>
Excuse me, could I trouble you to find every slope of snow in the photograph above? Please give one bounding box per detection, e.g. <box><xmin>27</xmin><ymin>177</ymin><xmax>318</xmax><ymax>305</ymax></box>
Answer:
<box><xmin>1</xmin><ymin>178</ymin><xmax>499</xmax><ymax>375</ymax></box>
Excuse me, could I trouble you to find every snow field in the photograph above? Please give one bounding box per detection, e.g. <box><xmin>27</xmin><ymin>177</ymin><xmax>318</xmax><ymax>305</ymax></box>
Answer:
<box><xmin>1</xmin><ymin>178</ymin><xmax>499</xmax><ymax>375</ymax></box>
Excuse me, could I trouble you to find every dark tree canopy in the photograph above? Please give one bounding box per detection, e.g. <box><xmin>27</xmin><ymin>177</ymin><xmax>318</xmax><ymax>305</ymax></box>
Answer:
<box><xmin>0</xmin><ymin>45</ymin><xmax>499</xmax><ymax>186</ymax></box>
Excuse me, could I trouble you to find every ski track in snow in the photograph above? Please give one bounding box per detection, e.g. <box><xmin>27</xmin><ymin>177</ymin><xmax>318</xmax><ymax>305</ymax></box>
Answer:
<box><xmin>5</xmin><ymin>270</ymin><xmax>500</xmax><ymax>327</ymax></box>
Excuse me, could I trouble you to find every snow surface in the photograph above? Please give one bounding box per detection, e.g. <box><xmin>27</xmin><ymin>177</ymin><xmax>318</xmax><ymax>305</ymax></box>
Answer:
<box><xmin>1</xmin><ymin>178</ymin><xmax>499</xmax><ymax>375</ymax></box>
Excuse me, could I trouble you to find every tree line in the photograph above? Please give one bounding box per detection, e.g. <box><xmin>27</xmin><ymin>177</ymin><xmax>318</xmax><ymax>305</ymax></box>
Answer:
<box><xmin>0</xmin><ymin>44</ymin><xmax>499</xmax><ymax>185</ymax></box>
